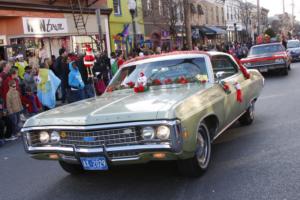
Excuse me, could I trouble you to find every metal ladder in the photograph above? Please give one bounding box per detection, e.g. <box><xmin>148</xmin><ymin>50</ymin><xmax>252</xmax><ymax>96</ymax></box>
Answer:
<box><xmin>70</xmin><ymin>0</ymin><xmax>88</xmax><ymax>35</ymax></box>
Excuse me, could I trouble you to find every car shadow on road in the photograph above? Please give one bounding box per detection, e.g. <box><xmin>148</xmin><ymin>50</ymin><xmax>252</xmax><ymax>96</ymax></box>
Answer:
<box><xmin>31</xmin><ymin>124</ymin><xmax>259</xmax><ymax>200</ymax></box>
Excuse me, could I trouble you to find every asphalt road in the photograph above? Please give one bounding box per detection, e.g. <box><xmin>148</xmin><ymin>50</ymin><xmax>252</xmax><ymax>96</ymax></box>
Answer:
<box><xmin>1</xmin><ymin>63</ymin><xmax>300</xmax><ymax>200</ymax></box>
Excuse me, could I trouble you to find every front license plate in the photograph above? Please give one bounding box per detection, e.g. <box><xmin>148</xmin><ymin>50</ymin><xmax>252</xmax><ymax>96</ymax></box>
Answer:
<box><xmin>259</xmin><ymin>67</ymin><xmax>268</xmax><ymax>72</ymax></box>
<box><xmin>80</xmin><ymin>157</ymin><xmax>108</xmax><ymax>171</ymax></box>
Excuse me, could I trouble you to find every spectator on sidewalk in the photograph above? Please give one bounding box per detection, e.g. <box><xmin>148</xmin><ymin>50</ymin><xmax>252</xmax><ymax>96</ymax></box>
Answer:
<box><xmin>22</xmin><ymin>86</ymin><xmax>42</xmax><ymax>116</ymax></box>
<box><xmin>15</xmin><ymin>54</ymin><xmax>28</xmax><ymax>79</ymax></box>
<box><xmin>77</xmin><ymin>55</ymin><xmax>95</xmax><ymax>99</ymax></box>
<box><xmin>6</xmin><ymin>80</ymin><xmax>23</xmax><ymax>138</ymax></box>
<box><xmin>55</xmin><ymin>48</ymin><xmax>69</xmax><ymax>103</ymax></box>
<box><xmin>37</xmin><ymin>60</ymin><xmax>61</xmax><ymax>110</ymax></box>
<box><xmin>2</xmin><ymin>68</ymin><xmax>21</xmax><ymax>104</ymax></box>
<box><xmin>68</xmin><ymin>61</ymin><xmax>85</xmax><ymax>103</ymax></box>
<box><xmin>24</xmin><ymin>66</ymin><xmax>37</xmax><ymax>94</ymax></box>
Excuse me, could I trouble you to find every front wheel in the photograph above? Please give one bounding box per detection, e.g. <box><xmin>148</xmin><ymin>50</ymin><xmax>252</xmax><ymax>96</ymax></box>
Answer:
<box><xmin>59</xmin><ymin>160</ymin><xmax>85</xmax><ymax>175</ymax></box>
<box><xmin>177</xmin><ymin>123</ymin><xmax>211</xmax><ymax>177</ymax></box>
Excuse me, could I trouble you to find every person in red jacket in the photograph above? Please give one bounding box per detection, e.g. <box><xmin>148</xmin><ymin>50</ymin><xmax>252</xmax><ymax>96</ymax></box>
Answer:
<box><xmin>22</xmin><ymin>86</ymin><xmax>42</xmax><ymax>115</ymax></box>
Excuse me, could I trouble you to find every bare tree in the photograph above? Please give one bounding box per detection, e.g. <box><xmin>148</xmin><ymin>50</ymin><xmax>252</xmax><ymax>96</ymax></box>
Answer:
<box><xmin>239</xmin><ymin>1</ymin><xmax>253</xmax><ymax>40</ymax></box>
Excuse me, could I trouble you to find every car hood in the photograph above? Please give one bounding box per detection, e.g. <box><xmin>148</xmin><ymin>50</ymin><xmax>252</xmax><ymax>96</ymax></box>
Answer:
<box><xmin>24</xmin><ymin>84</ymin><xmax>211</xmax><ymax>127</ymax></box>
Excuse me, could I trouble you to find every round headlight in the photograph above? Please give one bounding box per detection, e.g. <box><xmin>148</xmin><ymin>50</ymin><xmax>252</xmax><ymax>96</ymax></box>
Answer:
<box><xmin>141</xmin><ymin>126</ymin><xmax>155</xmax><ymax>140</ymax></box>
<box><xmin>39</xmin><ymin>131</ymin><xmax>50</xmax><ymax>144</ymax></box>
<box><xmin>51</xmin><ymin>131</ymin><xmax>60</xmax><ymax>143</ymax></box>
<box><xmin>156</xmin><ymin>126</ymin><xmax>171</xmax><ymax>140</ymax></box>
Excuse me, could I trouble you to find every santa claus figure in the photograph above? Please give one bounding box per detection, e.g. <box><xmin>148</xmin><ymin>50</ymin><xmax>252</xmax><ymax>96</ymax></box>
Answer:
<box><xmin>84</xmin><ymin>45</ymin><xmax>95</xmax><ymax>78</ymax></box>
<box><xmin>134</xmin><ymin>72</ymin><xmax>147</xmax><ymax>93</ymax></box>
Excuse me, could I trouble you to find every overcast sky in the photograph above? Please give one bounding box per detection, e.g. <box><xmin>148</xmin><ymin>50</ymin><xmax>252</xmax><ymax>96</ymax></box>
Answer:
<box><xmin>247</xmin><ymin>0</ymin><xmax>300</xmax><ymax>20</ymax></box>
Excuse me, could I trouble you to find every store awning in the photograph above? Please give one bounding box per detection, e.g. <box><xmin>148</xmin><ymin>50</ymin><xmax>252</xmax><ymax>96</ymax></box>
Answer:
<box><xmin>198</xmin><ymin>26</ymin><xmax>216</xmax><ymax>35</ymax></box>
<box><xmin>196</xmin><ymin>26</ymin><xmax>226</xmax><ymax>36</ymax></box>
<box><xmin>207</xmin><ymin>26</ymin><xmax>227</xmax><ymax>35</ymax></box>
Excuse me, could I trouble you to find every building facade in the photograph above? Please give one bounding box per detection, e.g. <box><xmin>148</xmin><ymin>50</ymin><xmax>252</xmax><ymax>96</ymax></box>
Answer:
<box><xmin>107</xmin><ymin>0</ymin><xmax>145</xmax><ymax>53</ymax></box>
<box><xmin>0</xmin><ymin>0</ymin><xmax>113</xmax><ymax>59</ymax></box>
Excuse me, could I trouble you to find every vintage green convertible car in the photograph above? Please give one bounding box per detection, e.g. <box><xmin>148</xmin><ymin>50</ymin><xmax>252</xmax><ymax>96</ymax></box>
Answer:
<box><xmin>22</xmin><ymin>51</ymin><xmax>264</xmax><ymax>177</ymax></box>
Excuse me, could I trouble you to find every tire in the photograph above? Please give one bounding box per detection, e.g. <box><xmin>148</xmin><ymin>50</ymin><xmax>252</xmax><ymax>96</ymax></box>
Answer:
<box><xmin>239</xmin><ymin>101</ymin><xmax>255</xmax><ymax>126</ymax></box>
<box><xmin>281</xmin><ymin>67</ymin><xmax>288</xmax><ymax>76</ymax></box>
<box><xmin>177</xmin><ymin>123</ymin><xmax>211</xmax><ymax>177</ymax></box>
<box><xmin>288</xmin><ymin>64</ymin><xmax>291</xmax><ymax>70</ymax></box>
<box><xmin>59</xmin><ymin>160</ymin><xmax>85</xmax><ymax>175</ymax></box>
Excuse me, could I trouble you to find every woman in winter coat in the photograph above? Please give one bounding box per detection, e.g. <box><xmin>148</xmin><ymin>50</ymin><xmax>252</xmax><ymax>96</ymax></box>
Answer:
<box><xmin>68</xmin><ymin>61</ymin><xmax>85</xmax><ymax>103</ymax></box>
<box><xmin>36</xmin><ymin>58</ymin><xmax>61</xmax><ymax>110</ymax></box>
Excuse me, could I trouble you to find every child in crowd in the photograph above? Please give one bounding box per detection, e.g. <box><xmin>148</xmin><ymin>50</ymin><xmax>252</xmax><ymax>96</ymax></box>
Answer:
<box><xmin>6</xmin><ymin>80</ymin><xmax>23</xmax><ymax>138</ymax></box>
<box><xmin>22</xmin><ymin>87</ymin><xmax>42</xmax><ymax>116</ymax></box>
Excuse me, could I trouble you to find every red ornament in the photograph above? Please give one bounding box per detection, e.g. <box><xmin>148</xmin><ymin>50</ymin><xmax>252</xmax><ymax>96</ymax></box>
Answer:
<box><xmin>152</xmin><ymin>79</ymin><xmax>162</xmax><ymax>85</ymax></box>
<box><xmin>234</xmin><ymin>57</ymin><xmax>251</xmax><ymax>79</ymax></box>
<box><xmin>126</xmin><ymin>81</ymin><xmax>135</xmax><ymax>88</ymax></box>
<box><xmin>164</xmin><ymin>78</ymin><xmax>173</xmax><ymax>84</ymax></box>
<box><xmin>177</xmin><ymin>76</ymin><xmax>188</xmax><ymax>84</ymax></box>
<box><xmin>134</xmin><ymin>85</ymin><xmax>145</xmax><ymax>93</ymax></box>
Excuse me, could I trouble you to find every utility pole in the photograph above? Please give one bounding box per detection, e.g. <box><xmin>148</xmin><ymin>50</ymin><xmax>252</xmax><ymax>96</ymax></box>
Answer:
<box><xmin>183</xmin><ymin>0</ymin><xmax>192</xmax><ymax>50</ymax></box>
<box><xmin>257</xmin><ymin>0</ymin><xmax>260</xmax><ymax>35</ymax></box>
<box><xmin>283</xmin><ymin>0</ymin><xmax>285</xmax><ymax>13</ymax></box>
<box><xmin>292</xmin><ymin>0</ymin><xmax>295</xmax><ymax>32</ymax></box>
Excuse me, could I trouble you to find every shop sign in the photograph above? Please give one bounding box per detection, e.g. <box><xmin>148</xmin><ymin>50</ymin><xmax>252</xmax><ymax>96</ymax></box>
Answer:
<box><xmin>227</xmin><ymin>24</ymin><xmax>243</xmax><ymax>31</ymax></box>
<box><xmin>22</xmin><ymin>17</ymin><xmax>68</xmax><ymax>34</ymax></box>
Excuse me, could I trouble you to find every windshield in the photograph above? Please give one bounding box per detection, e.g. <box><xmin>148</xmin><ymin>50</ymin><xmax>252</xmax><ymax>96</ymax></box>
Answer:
<box><xmin>249</xmin><ymin>44</ymin><xmax>285</xmax><ymax>56</ymax></box>
<box><xmin>108</xmin><ymin>57</ymin><xmax>209</xmax><ymax>91</ymax></box>
<box><xmin>287</xmin><ymin>41</ymin><xmax>300</xmax><ymax>48</ymax></box>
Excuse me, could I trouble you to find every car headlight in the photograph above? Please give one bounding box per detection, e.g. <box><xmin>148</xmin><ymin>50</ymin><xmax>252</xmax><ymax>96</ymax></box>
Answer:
<box><xmin>141</xmin><ymin>127</ymin><xmax>155</xmax><ymax>140</ymax></box>
<box><xmin>39</xmin><ymin>131</ymin><xmax>50</xmax><ymax>144</ymax></box>
<box><xmin>156</xmin><ymin>126</ymin><xmax>170</xmax><ymax>140</ymax></box>
<box><xmin>50</xmin><ymin>131</ymin><xmax>60</xmax><ymax>143</ymax></box>
<box><xmin>275</xmin><ymin>58</ymin><xmax>284</xmax><ymax>63</ymax></box>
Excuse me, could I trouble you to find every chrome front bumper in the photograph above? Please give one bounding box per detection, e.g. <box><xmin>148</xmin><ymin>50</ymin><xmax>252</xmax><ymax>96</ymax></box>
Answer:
<box><xmin>22</xmin><ymin>120</ymin><xmax>183</xmax><ymax>163</ymax></box>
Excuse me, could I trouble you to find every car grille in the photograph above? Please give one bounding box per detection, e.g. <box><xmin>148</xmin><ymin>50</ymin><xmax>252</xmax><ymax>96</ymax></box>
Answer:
<box><xmin>60</xmin><ymin>127</ymin><xmax>139</xmax><ymax>147</ymax></box>
<box><xmin>251</xmin><ymin>59</ymin><xmax>275</xmax><ymax>66</ymax></box>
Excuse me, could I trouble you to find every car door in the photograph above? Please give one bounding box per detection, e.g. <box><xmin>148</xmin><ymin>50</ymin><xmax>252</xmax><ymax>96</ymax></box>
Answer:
<box><xmin>211</xmin><ymin>55</ymin><xmax>248</xmax><ymax>126</ymax></box>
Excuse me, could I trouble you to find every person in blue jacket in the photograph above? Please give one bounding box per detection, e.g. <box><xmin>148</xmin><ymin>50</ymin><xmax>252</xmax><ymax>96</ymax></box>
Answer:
<box><xmin>68</xmin><ymin>61</ymin><xmax>85</xmax><ymax>103</ymax></box>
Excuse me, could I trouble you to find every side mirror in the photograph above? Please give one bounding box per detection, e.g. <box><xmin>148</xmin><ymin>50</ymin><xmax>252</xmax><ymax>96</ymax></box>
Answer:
<box><xmin>216</xmin><ymin>71</ymin><xmax>225</xmax><ymax>82</ymax></box>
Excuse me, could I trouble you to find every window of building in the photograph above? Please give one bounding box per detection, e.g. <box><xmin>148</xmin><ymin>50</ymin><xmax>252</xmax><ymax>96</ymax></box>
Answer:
<box><xmin>205</xmin><ymin>6</ymin><xmax>208</xmax><ymax>24</ymax></box>
<box><xmin>211</xmin><ymin>7</ymin><xmax>214</xmax><ymax>23</ymax></box>
<box><xmin>158</xmin><ymin>0</ymin><xmax>163</xmax><ymax>15</ymax></box>
<box><xmin>227</xmin><ymin>6</ymin><xmax>229</xmax><ymax>21</ymax></box>
<box><xmin>191</xmin><ymin>4</ymin><xmax>197</xmax><ymax>14</ymax></box>
<box><xmin>197</xmin><ymin>5</ymin><xmax>204</xmax><ymax>15</ymax></box>
<box><xmin>113</xmin><ymin>0</ymin><xmax>121</xmax><ymax>16</ymax></box>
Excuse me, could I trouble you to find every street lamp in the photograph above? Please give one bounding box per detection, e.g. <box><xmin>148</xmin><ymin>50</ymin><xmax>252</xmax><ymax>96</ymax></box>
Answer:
<box><xmin>128</xmin><ymin>0</ymin><xmax>137</xmax><ymax>51</ymax></box>
<box><xmin>234</xmin><ymin>23</ymin><xmax>238</xmax><ymax>42</ymax></box>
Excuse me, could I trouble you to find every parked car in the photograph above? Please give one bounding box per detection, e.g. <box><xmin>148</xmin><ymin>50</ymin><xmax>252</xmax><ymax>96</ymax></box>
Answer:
<box><xmin>241</xmin><ymin>43</ymin><xmax>291</xmax><ymax>75</ymax></box>
<box><xmin>22</xmin><ymin>51</ymin><xmax>264</xmax><ymax>177</ymax></box>
<box><xmin>287</xmin><ymin>39</ymin><xmax>300</xmax><ymax>62</ymax></box>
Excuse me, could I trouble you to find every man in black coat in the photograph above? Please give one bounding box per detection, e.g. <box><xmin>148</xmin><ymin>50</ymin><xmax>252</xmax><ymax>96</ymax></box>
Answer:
<box><xmin>55</xmin><ymin>48</ymin><xmax>69</xmax><ymax>103</ymax></box>
<box><xmin>77</xmin><ymin>55</ymin><xmax>95</xmax><ymax>99</ymax></box>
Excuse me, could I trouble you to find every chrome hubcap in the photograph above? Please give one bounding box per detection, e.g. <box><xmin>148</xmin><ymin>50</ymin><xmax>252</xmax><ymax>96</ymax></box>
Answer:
<box><xmin>196</xmin><ymin>127</ymin><xmax>208</xmax><ymax>166</ymax></box>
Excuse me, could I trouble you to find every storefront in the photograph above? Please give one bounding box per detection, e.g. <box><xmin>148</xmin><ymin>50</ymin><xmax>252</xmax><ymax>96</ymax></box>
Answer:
<box><xmin>193</xmin><ymin>26</ymin><xmax>226</xmax><ymax>48</ymax></box>
<box><xmin>0</xmin><ymin>9</ymin><xmax>111</xmax><ymax>60</ymax></box>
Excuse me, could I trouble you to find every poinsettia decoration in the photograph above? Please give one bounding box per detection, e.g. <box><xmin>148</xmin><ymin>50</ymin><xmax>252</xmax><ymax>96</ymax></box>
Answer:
<box><xmin>126</xmin><ymin>81</ymin><xmax>135</xmax><ymax>88</ymax></box>
<box><xmin>176</xmin><ymin>76</ymin><xmax>189</xmax><ymax>84</ymax></box>
<box><xmin>220</xmin><ymin>81</ymin><xmax>231</xmax><ymax>94</ymax></box>
<box><xmin>152</xmin><ymin>79</ymin><xmax>162</xmax><ymax>86</ymax></box>
<box><xmin>164</xmin><ymin>78</ymin><xmax>173</xmax><ymax>85</ymax></box>
<box><xmin>196</xmin><ymin>74</ymin><xmax>208</xmax><ymax>84</ymax></box>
